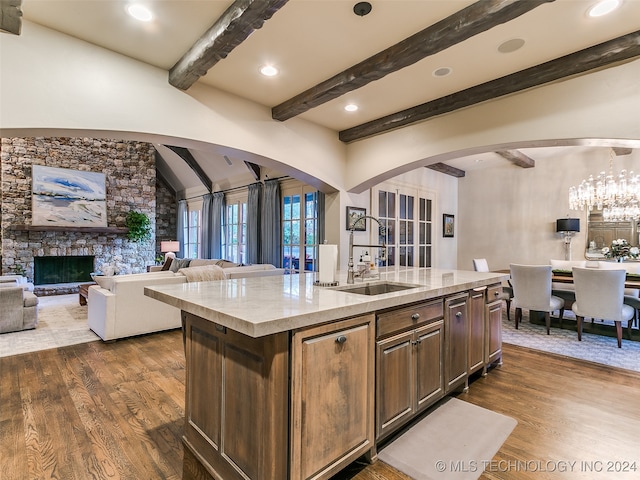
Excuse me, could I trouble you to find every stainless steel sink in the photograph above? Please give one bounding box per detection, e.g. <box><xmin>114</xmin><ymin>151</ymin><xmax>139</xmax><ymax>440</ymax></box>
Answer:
<box><xmin>333</xmin><ymin>282</ymin><xmax>420</xmax><ymax>296</ymax></box>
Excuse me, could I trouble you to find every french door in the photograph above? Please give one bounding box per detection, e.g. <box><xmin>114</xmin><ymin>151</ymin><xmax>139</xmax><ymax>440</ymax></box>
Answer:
<box><xmin>373</xmin><ymin>185</ymin><xmax>432</xmax><ymax>268</ymax></box>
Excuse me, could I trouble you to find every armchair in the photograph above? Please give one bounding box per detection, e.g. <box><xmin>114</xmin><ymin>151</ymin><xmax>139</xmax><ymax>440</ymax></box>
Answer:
<box><xmin>0</xmin><ymin>274</ymin><xmax>35</xmax><ymax>291</ymax></box>
<box><xmin>0</xmin><ymin>286</ymin><xmax>39</xmax><ymax>333</ymax></box>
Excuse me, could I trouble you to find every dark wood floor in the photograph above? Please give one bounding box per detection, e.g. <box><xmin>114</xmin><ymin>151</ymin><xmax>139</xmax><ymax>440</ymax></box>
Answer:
<box><xmin>2</xmin><ymin>332</ymin><xmax>639</xmax><ymax>480</ymax></box>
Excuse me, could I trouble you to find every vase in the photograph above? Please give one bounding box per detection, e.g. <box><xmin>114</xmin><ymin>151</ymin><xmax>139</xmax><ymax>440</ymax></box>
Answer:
<box><xmin>616</xmin><ymin>257</ymin><xmax>624</xmax><ymax>263</ymax></box>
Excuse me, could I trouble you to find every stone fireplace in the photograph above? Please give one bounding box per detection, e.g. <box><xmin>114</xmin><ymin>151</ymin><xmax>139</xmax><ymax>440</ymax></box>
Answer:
<box><xmin>0</xmin><ymin>137</ymin><xmax>177</xmax><ymax>295</ymax></box>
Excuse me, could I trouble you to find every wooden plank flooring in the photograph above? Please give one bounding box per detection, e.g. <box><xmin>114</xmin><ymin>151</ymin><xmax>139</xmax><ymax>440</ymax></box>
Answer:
<box><xmin>2</xmin><ymin>333</ymin><xmax>639</xmax><ymax>480</ymax></box>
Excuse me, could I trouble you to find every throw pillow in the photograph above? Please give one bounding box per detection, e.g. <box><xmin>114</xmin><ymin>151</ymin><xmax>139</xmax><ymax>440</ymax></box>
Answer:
<box><xmin>161</xmin><ymin>257</ymin><xmax>173</xmax><ymax>271</ymax></box>
<box><xmin>215</xmin><ymin>259</ymin><xmax>241</xmax><ymax>268</ymax></box>
<box><xmin>94</xmin><ymin>275</ymin><xmax>115</xmax><ymax>291</ymax></box>
<box><xmin>169</xmin><ymin>258</ymin><xmax>192</xmax><ymax>273</ymax></box>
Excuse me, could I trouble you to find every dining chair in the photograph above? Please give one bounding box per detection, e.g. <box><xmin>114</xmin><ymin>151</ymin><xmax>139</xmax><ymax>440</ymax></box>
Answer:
<box><xmin>473</xmin><ymin>258</ymin><xmax>513</xmax><ymax>321</ymax></box>
<box><xmin>571</xmin><ymin>267</ymin><xmax>634</xmax><ymax>348</ymax></box>
<box><xmin>510</xmin><ymin>264</ymin><xmax>565</xmax><ymax>335</ymax></box>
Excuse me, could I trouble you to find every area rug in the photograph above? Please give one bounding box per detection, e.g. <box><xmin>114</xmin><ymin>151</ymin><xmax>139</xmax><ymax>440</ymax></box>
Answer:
<box><xmin>501</xmin><ymin>308</ymin><xmax>640</xmax><ymax>373</ymax></box>
<box><xmin>378</xmin><ymin>397</ymin><xmax>517</xmax><ymax>480</ymax></box>
<box><xmin>0</xmin><ymin>294</ymin><xmax>99</xmax><ymax>357</ymax></box>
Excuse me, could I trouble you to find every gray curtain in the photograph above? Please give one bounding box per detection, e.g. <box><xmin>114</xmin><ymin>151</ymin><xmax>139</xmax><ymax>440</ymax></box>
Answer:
<box><xmin>211</xmin><ymin>192</ymin><xmax>225</xmax><ymax>259</ymax></box>
<box><xmin>260</xmin><ymin>179</ymin><xmax>281</xmax><ymax>266</ymax></box>
<box><xmin>246</xmin><ymin>182</ymin><xmax>262</xmax><ymax>264</ymax></box>
<box><xmin>200</xmin><ymin>193</ymin><xmax>225</xmax><ymax>259</ymax></box>
<box><xmin>177</xmin><ymin>199</ymin><xmax>187</xmax><ymax>258</ymax></box>
<box><xmin>200</xmin><ymin>194</ymin><xmax>213</xmax><ymax>258</ymax></box>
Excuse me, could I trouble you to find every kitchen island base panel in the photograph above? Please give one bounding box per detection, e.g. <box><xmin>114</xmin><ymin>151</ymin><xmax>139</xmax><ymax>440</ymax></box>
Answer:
<box><xmin>183</xmin><ymin>312</ymin><xmax>289</xmax><ymax>480</ymax></box>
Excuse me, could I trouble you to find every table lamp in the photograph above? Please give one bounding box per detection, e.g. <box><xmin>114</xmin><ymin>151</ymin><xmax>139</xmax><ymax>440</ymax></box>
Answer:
<box><xmin>556</xmin><ymin>218</ymin><xmax>580</xmax><ymax>260</ymax></box>
<box><xmin>160</xmin><ymin>241</ymin><xmax>180</xmax><ymax>262</ymax></box>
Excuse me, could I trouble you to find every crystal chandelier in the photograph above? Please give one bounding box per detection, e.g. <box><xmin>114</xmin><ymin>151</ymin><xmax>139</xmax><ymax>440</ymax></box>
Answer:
<box><xmin>568</xmin><ymin>149</ymin><xmax>640</xmax><ymax>221</ymax></box>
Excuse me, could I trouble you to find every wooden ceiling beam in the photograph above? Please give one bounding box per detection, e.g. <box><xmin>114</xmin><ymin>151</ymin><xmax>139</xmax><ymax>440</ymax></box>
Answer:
<box><xmin>340</xmin><ymin>30</ymin><xmax>640</xmax><ymax>143</ymax></box>
<box><xmin>272</xmin><ymin>0</ymin><xmax>554</xmax><ymax>122</ymax></box>
<box><xmin>425</xmin><ymin>163</ymin><xmax>465</xmax><ymax>178</ymax></box>
<box><xmin>169</xmin><ymin>0</ymin><xmax>289</xmax><ymax>90</ymax></box>
<box><xmin>164</xmin><ymin>145</ymin><xmax>213</xmax><ymax>193</ymax></box>
<box><xmin>0</xmin><ymin>0</ymin><xmax>22</xmax><ymax>35</ymax></box>
<box><xmin>244</xmin><ymin>161</ymin><xmax>261</xmax><ymax>181</ymax></box>
<box><xmin>496</xmin><ymin>150</ymin><xmax>535</xmax><ymax>168</ymax></box>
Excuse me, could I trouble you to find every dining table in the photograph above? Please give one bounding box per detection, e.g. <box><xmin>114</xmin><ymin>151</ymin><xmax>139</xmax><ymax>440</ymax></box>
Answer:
<box><xmin>551</xmin><ymin>270</ymin><xmax>640</xmax><ymax>290</ymax></box>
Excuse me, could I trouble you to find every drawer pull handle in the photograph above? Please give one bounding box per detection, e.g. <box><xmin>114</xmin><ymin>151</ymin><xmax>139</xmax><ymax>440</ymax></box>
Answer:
<box><xmin>494</xmin><ymin>291</ymin><xmax>500</xmax><ymax>296</ymax></box>
<box><xmin>336</xmin><ymin>335</ymin><xmax>347</xmax><ymax>344</ymax></box>
<box><xmin>411</xmin><ymin>313</ymin><xmax>420</xmax><ymax>321</ymax></box>
<box><xmin>455</xmin><ymin>312</ymin><xmax>463</xmax><ymax>318</ymax></box>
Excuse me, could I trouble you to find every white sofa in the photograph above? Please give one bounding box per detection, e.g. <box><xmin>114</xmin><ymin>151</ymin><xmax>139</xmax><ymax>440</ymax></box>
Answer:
<box><xmin>87</xmin><ymin>262</ymin><xmax>284</xmax><ymax>341</ymax></box>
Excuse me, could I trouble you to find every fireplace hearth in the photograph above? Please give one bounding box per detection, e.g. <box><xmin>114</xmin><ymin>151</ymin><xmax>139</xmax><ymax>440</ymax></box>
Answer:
<box><xmin>34</xmin><ymin>256</ymin><xmax>95</xmax><ymax>285</ymax></box>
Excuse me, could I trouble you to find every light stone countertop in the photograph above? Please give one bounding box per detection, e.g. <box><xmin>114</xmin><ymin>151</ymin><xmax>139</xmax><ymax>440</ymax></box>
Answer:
<box><xmin>144</xmin><ymin>267</ymin><xmax>509</xmax><ymax>338</ymax></box>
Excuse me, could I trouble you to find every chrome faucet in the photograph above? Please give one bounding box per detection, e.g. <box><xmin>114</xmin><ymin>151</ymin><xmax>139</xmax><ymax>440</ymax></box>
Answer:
<box><xmin>347</xmin><ymin>215</ymin><xmax>386</xmax><ymax>284</ymax></box>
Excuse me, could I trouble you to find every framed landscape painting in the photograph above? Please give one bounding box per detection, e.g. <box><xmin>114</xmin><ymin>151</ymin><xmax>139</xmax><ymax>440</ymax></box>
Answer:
<box><xmin>32</xmin><ymin>165</ymin><xmax>108</xmax><ymax>227</ymax></box>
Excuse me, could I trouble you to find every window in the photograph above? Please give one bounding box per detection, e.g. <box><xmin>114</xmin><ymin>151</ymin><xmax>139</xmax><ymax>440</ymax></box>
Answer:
<box><xmin>182</xmin><ymin>201</ymin><xmax>202</xmax><ymax>259</ymax></box>
<box><xmin>373</xmin><ymin>185</ymin><xmax>432</xmax><ymax>268</ymax></box>
<box><xmin>224</xmin><ymin>199</ymin><xmax>247</xmax><ymax>264</ymax></box>
<box><xmin>282</xmin><ymin>185</ymin><xmax>319</xmax><ymax>273</ymax></box>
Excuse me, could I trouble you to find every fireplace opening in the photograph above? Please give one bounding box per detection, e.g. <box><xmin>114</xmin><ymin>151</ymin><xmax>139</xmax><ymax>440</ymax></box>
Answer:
<box><xmin>34</xmin><ymin>256</ymin><xmax>95</xmax><ymax>285</ymax></box>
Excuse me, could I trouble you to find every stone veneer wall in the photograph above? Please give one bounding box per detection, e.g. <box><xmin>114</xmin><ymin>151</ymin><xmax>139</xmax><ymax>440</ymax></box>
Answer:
<box><xmin>155</xmin><ymin>178</ymin><xmax>178</xmax><ymax>258</ymax></box>
<box><xmin>0</xmin><ymin>137</ymin><xmax>159</xmax><ymax>283</ymax></box>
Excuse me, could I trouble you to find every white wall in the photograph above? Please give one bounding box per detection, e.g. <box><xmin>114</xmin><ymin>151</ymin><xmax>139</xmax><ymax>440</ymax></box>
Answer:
<box><xmin>457</xmin><ymin>149</ymin><xmax>640</xmax><ymax>271</ymax></box>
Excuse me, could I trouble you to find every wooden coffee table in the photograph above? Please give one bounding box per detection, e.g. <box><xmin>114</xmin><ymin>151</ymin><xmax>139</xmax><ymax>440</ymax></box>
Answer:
<box><xmin>78</xmin><ymin>282</ymin><xmax>95</xmax><ymax>306</ymax></box>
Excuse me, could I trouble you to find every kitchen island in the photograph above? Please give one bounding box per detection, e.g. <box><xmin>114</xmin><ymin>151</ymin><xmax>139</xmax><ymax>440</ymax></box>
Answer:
<box><xmin>145</xmin><ymin>267</ymin><xmax>508</xmax><ymax>480</ymax></box>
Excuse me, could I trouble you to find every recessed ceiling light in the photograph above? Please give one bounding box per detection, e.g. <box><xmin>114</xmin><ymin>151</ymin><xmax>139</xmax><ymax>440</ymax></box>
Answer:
<box><xmin>344</xmin><ymin>104</ymin><xmax>358</xmax><ymax>112</ymax></box>
<box><xmin>588</xmin><ymin>0</ymin><xmax>621</xmax><ymax>17</ymax></box>
<box><xmin>432</xmin><ymin>67</ymin><xmax>452</xmax><ymax>78</ymax></box>
<box><xmin>498</xmin><ymin>38</ymin><xmax>525</xmax><ymax>54</ymax></box>
<box><xmin>260</xmin><ymin>65</ymin><xmax>278</xmax><ymax>77</ymax></box>
<box><xmin>127</xmin><ymin>4</ymin><xmax>153</xmax><ymax>22</ymax></box>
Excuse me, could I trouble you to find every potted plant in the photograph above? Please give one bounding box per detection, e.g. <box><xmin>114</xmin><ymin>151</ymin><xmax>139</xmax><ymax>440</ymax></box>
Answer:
<box><xmin>125</xmin><ymin>211</ymin><xmax>152</xmax><ymax>242</ymax></box>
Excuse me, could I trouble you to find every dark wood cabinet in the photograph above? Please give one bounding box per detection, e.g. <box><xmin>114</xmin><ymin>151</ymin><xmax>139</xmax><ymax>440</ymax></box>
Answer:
<box><xmin>375</xmin><ymin>300</ymin><xmax>444</xmax><ymax>440</ymax></box>
<box><xmin>182</xmin><ymin>312</ymin><xmax>289</xmax><ymax>480</ymax></box>
<box><xmin>291</xmin><ymin>315</ymin><xmax>375</xmax><ymax>480</ymax></box>
<box><xmin>445</xmin><ymin>292</ymin><xmax>469</xmax><ymax>393</ymax></box>
<box><xmin>468</xmin><ymin>287</ymin><xmax>486</xmax><ymax>375</ymax></box>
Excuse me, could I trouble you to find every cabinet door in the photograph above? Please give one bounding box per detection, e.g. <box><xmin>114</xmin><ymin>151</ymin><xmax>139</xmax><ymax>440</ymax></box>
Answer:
<box><xmin>376</xmin><ymin>330</ymin><xmax>413</xmax><ymax>439</ymax></box>
<box><xmin>414</xmin><ymin>320</ymin><xmax>444</xmax><ymax>412</ymax></box>
<box><xmin>468</xmin><ymin>287</ymin><xmax>486</xmax><ymax>374</ymax></box>
<box><xmin>486</xmin><ymin>299</ymin><xmax>503</xmax><ymax>366</ymax></box>
<box><xmin>291</xmin><ymin>315</ymin><xmax>375</xmax><ymax>480</ymax></box>
<box><xmin>445</xmin><ymin>293</ymin><xmax>468</xmax><ymax>393</ymax></box>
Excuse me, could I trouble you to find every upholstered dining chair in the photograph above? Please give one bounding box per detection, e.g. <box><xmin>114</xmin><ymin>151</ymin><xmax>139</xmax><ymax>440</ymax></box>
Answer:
<box><xmin>473</xmin><ymin>258</ymin><xmax>513</xmax><ymax>321</ymax></box>
<box><xmin>571</xmin><ymin>267</ymin><xmax>634</xmax><ymax>348</ymax></box>
<box><xmin>510</xmin><ymin>264</ymin><xmax>565</xmax><ymax>335</ymax></box>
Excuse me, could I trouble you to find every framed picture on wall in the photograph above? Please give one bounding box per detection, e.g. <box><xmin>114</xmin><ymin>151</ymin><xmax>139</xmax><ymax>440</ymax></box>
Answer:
<box><xmin>346</xmin><ymin>206</ymin><xmax>366</xmax><ymax>231</ymax></box>
<box><xmin>443</xmin><ymin>214</ymin><xmax>455</xmax><ymax>238</ymax></box>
